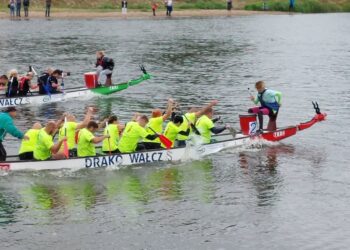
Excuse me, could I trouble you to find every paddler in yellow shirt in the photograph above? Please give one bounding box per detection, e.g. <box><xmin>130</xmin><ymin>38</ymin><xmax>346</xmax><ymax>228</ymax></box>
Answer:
<box><xmin>18</xmin><ymin>122</ymin><xmax>42</xmax><ymax>160</ymax></box>
<box><xmin>58</xmin><ymin>107</ymin><xmax>94</xmax><ymax>157</ymax></box>
<box><xmin>102</xmin><ymin>115</ymin><xmax>124</xmax><ymax>154</ymax></box>
<box><xmin>143</xmin><ymin>98</ymin><xmax>174</xmax><ymax>150</ymax></box>
<box><xmin>176</xmin><ymin>100</ymin><xmax>218</xmax><ymax>147</ymax></box>
<box><xmin>33</xmin><ymin>121</ymin><xmax>67</xmax><ymax>161</ymax></box>
<box><xmin>162</xmin><ymin>115</ymin><xmax>190</xmax><ymax>148</ymax></box>
<box><xmin>196</xmin><ymin>107</ymin><xmax>228</xmax><ymax>144</ymax></box>
<box><xmin>118</xmin><ymin>114</ymin><xmax>159</xmax><ymax>153</ymax></box>
<box><xmin>77</xmin><ymin>121</ymin><xmax>110</xmax><ymax>157</ymax></box>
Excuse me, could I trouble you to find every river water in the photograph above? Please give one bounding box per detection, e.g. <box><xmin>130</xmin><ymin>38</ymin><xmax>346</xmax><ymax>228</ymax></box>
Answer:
<box><xmin>0</xmin><ymin>13</ymin><xmax>350</xmax><ymax>249</ymax></box>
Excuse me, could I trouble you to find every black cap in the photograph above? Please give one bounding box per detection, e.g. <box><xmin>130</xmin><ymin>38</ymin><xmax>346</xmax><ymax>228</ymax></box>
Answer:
<box><xmin>5</xmin><ymin>107</ymin><xmax>17</xmax><ymax>113</ymax></box>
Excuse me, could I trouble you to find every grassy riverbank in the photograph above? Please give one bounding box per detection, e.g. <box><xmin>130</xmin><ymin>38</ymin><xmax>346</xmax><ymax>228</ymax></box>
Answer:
<box><xmin>0</xmin><ymin>0</ymin><xmax>349</xmax><ymax>13</ymax></box>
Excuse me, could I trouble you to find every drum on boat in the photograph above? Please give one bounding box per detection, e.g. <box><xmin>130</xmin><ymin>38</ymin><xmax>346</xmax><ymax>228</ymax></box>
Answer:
<box><xmin>239</xmin><ymin>114</ymin><xmax>257</xmax><ymax>135</ymax></box>
<box><xmin>84</xmin><ymin>72</ymin><xmax>98</xmax><ymax>89</ymax></box>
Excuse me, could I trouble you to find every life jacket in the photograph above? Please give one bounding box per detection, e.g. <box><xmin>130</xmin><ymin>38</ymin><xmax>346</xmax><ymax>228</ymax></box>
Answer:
<box><xmin>97</xmin><ymin>56</ymin><xmax>114</xmax><ymax>71</ymax></box>
<box><xmin>258</xmin><ymin>89</ymin><xmax>280</xmax><ymax>112</ymax></box>
<box><xmin>19</xmin><ymin>77</ymin><xmax>29</xmax><ymax>91</ymax></box>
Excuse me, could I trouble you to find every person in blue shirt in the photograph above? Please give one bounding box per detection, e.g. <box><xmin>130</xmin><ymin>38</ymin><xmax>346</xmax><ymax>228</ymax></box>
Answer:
<box><xmin>0</xmin><ymin>107</ymin><xmax>28</xmax><ymax>161</ymax></box>
<box><xmin>248</xmin><ymin>81</ymin><xmax>282</xmax><ymax>133</ymax></box>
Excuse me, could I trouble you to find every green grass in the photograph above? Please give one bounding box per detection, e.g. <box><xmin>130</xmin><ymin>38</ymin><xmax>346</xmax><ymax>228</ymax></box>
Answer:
<box><xmin>245</xmin><ymin>0</ymin><xmax>347</xmax><ymax>13</ymax></box>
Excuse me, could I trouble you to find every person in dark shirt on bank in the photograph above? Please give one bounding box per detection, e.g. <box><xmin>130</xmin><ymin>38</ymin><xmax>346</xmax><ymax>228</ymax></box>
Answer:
<box><xmin>23</xmin><ymin>0</ymin><xmax>29</xmax><ymax>17</ymax></box>
<box><xmin>45</xmin><ymin>0</ymin><xmax>51</xmax><ymax>17</ymax></box>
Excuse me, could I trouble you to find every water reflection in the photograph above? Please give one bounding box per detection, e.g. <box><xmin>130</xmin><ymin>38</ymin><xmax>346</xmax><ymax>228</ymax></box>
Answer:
<box><xmin>239</xmin><ymin>144</ymin><xmax>295</xmax><ymax>207</ymax></box>
<box><xmin>0</xmin><ymin>160</ymin><xmax>215</xmax><ymax>225</ymax></box>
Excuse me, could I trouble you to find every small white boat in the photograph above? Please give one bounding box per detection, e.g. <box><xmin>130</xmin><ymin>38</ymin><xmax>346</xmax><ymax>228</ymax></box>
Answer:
<box><xmin>0</xmin><ymin>71</ymin><xmax>151</xmax><ymax>108</ymax></box>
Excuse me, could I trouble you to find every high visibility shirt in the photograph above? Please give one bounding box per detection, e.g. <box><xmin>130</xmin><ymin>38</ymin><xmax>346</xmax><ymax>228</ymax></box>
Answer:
<box><xmin>102</xmin><ymin>124</ymin><xmax>119</xmax><ymax>152</ymax></box>
<box><xmin>177</xmin><ymin>112</ymin><xmax>196</xmax><ymax>141</ymax></box>
<box><xmin>19</xmin><ymin>129</ymin><xmax>40</xmax><ymax>154</ymax></box>
<box><xmin>196</xmin><ymin>115</ymin><xmax>214</xmax><ymax>144</ymax></box>
<box><xmin>162</xmin><ymin>122</ymin><xmax>182</xmax><ymax>148</ymax></box>
<box><xmin>77</xmin><ymin>128</ymin><xmax>96</xmax><ymax>157</ymax></box>
<box><xmin>144</xmin><ymin>116</ymin><xmax>163</xmax><ymax>143</ymax></box>
<box><xmin>58</xmin><ymin>121</ymin><xmax>78</xmax><ymax>149</ymax></box>
<box><xmin>118</xmin><ymin>122</ymin><xmax>148</xmax><ymax>153</ymax></box>
<box><xmin>34</xmin><ymin>129</ymin><xmax>54</xmax><ymax>160</ymax></box>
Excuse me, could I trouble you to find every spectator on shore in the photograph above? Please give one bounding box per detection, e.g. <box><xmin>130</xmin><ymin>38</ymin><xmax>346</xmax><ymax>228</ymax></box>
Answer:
<box><xmin>16</xmin><ymin>0</ymin><xmax>21</xmax><ymax>17</ymax></box>
<box><xmin>289</xmin><ymin>0</ymin><xmax>295</xmax><ymax>11</ymax></box>
<box><xmin>9</xmin><ymin>0</ymin><xmax>15</xmax><ymax>18</ymax></box>
<box><xmin>121</xmin><ymin>0</ymin><xmax>127</xmax><ymax>15</ymax></box>
<box><xmin>152</xmin><ymin>2</ymin><xmax>158</xmax><ymax>16</ymax></box>
<box><xmin>23</xmin><ymin>0</ymin><xmax>29</xmax><ymax>17</ymax></box>
<box><xmin>45</xmin><ymin>0</ymin><xmax>51</xmax><ymax>17</ymax></box>
<box><xmin>166</xmin><ymin>0</ymin><xmax>173</xmax><ymax>16</ymax></box>
<box><xmin>227</xmin><ymin>0</ymin><xmax>232</xmax><ymax>11</ymax></box>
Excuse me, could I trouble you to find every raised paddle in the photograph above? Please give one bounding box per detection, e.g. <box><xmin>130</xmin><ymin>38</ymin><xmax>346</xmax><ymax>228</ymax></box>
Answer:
<box><xmin>177</xmin><ymin>107</ymin><xmax>201</xmax><ymax>136</ymax></box>
<box><xmin>105</xmin><ymin>121</ymin><xmax>112</xmax><ymax>155</ymax></box>
<box><xmin>148</xmin><ymin>127</ymin><xmax>172</xmax><ymax>149</ymax></box>
<box><xmin>63</xmin><ymin>117</ymin><xmax>69</xmax><ymax>159</ymax></box>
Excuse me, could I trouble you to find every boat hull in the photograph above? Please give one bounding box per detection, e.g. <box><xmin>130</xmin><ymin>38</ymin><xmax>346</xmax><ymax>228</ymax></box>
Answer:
<box><xmin>1</xmin><ymin>136</ymin><xmax>249</xmax><ymax>172</ymax></box>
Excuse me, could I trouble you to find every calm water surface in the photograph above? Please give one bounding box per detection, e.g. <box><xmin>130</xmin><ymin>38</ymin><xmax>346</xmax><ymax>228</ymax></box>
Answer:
<box><xmin>0</xmin><ymin>13</ymin><xmax>350</xmax><ymax>249</ymax></box>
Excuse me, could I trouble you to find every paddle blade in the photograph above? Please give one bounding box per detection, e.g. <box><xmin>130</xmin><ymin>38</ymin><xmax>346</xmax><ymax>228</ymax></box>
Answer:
<box><xmin>63</xmin><ymin>140</ymin><xmax>69</xmax><ymax>159</ymax></box>
<box><xmin>159</xmin><ymin>135</ymin><xmax>172</xmax><ymax>149</ymax></box>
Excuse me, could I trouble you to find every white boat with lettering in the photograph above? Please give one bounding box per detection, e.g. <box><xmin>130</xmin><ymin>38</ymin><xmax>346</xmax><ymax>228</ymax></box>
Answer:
<box><xmin>0</xmin><ymin>70</ymin><xmax>151</xmax><ymax>108</ymax></box>
<box><xmin>0</xmin><ymin>106</ymin><xmax>326</xmax><ymax>172</ymax></box>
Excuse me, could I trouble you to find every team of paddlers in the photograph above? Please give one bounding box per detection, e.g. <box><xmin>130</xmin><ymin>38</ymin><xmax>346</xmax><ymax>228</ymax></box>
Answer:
<box><xmin>0</xmin><ymin>80</ymin><xmax>282</xmax><ymax>162</ymax></box>
<box><xmin>0</xmin><ymin>51</ymin><xmax>114</xmax><ymax>97</ymax></box>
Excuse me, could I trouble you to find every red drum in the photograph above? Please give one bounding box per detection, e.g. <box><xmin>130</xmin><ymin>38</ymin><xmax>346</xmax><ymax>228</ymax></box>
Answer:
<box><xmin>239</xmin><ymin>114</ymin><xmax>257</xmax><ymax>135</ymax></box>
<box><xmin>84</xmin><ymin>72</ymin><xmax>98</xmax><ymax>89</ymax></box>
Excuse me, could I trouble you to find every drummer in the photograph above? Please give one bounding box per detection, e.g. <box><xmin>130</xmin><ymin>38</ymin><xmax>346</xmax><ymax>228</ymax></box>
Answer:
<box><xmin>95</xmin><ymin>51</ymin><xmax>114</xmax><ymax>87</ymax></box>
<box><xmin>248</xmin><ymin>81</ymin><xmax>282</xmax><ymax>133</ymax></box>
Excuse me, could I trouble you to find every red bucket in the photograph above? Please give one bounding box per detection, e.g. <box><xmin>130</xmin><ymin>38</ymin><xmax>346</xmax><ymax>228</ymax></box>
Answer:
<box><xmin>84</xmin><ymin>72</ymin><xmax>98</xmax><ymax>89</ymax></box>
<box><xmin>239</xmin><ymin>114</ymin><xmax>257</xmax><ymax>135</ymax></box>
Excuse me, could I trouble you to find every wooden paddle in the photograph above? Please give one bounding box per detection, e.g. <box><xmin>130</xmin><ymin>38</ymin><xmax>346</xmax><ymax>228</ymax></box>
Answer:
<box><xmin>105</xmin><ymin>121</ymin><xmax>112</xmax><ymax>155</ymax></box>
<box><xmin>148</xmin><ymin>127</ymin><xmax>172</xmax><ymax>149</ymax></box>
<box><xmin>63</xmin><ymin>117</ymin><xmax>69</xmax><ymax>159</ymax></box>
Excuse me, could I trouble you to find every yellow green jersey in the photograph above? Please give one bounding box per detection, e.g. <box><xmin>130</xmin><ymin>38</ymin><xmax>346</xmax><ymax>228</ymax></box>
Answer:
<box><xmin>196</xmin><ymin>115</ymin><xmax>214</xmax><ymax>144</ymax></box>
<box><xmin>19</xmin><ymin>129</ymin><xmax>40</xmax><ymax>154</ymax></box>
<box><xmin>33</xmin><ymin>129</ymin><xmax>54</xmax><ymax>160</ymax></box>
<box><xmin>58</xmin><ymin>121</ymin><xmax>78</xmax><ymax>149</ymax></box>
<box><xmin>118</xmin><ymin>122</ymin><xmax>148</xmax><ymax>153</ymax></box>
<box><xmin>77</xmin><ymin>128</ymin><xmax>96</xmax><ymax>157</ymax></box>
<box><xmin>177</xmin><ymin>112</ymin><xmax>196</xmax><ymax>141</ymax></box>
<box><xmin>102</xmin><ymin>124</ymin><xmax>119</xmax><ymax>152</ymax></box>
<box><xmin>162</xmin><ymin>122</ymin><xmax>182</xmax><ymax>148</ymax></box>
<box><xmin>144</xmin><ymin>116</ymin><xmax>163</xmax><ymax>143</ymax></box>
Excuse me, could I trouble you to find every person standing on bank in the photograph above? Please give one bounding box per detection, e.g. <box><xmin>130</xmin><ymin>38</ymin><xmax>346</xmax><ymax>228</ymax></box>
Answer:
<box><xmin>227</xmin><ymin>0</ymin><xmax>233</xmax><ymax>11</ymax></box>
<box><xmin>121</xmin><ymin>0</ymin><xmax>127</xmax><ymax>15</ymax></box>
<box><xmin>23</xmin><ymin>0</ymin><xmax>29</xmax><ymax>17</ymax></box>
<box><xmin>9</xmin><ymin>0</ymin><xmax>15</xmax><ymax>18</ymax></box>
<box><xmin>151</xmin><ymin>2</ymin><xmax>158</xmax><ymax>16</ymax></box>
<box><xmin>166</xmin><ymin>0</ymin><xmax>173</xmax><ymax>16</ymax></box>
<box><xmin>95</xmin><ymin>51</ymin><xmax>115</xmax><ymax>87</ymax></box>
<box><xmin>45</xmin><ymin>0</ymin><xmax>51</xmax><ymax>17</ymax></box>
<box><xmin>15</xmin><ymin>0</ymin><xmax>21</xmax><ymax>17</ymax></box>
<box><xmin>0</xmin><ymin>107</ymin><xmax>28</xmax><ymax>161</ymax></box>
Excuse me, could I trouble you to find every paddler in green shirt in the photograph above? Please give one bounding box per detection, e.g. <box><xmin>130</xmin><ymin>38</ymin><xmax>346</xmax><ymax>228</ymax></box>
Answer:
<box><xmin>196</xmin><ymin>107</ymin><xmax>229</xmax><ymax>144</ymax></box>
<box><xmin>102</xmin><ymin>115</ymin><xmax>124</xmax><ymax>154</ymax></box>
<box><xmin>77</xmin><ymin>121</ymin><xmax>109</xmax><ymax>157</ymax></box>
<box><xmin>162</xmin><ymin>115</ymin><xmax>190</xmax><ymax>148</ymax></box>
<box><xmin>143</xmin><ymin>98</ymin><xmax>174</xmax><ymax>150</ymax></box>
<box><xmin>33</xmin><ymin>121</ymin><xmax>67</xmax><ymax>161</ymax></box>
<box><xmin>118</xmin><ymin>114</ymin><xmax>159</xmax><ymax>153</ymax></box>
<box><xmin>58</xmin><ymin>107</ymin><xmax>94</xmax><ymax>157</ymax></box>
<box><xmin>176</xmin><ymin>100</ymin><xmax>219</xmax><ymax>147</ymax></box>
<box><xmin>19</xmin><ymin>122</ymin><xmax>42</xmax><ymax>160</ymax></box>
